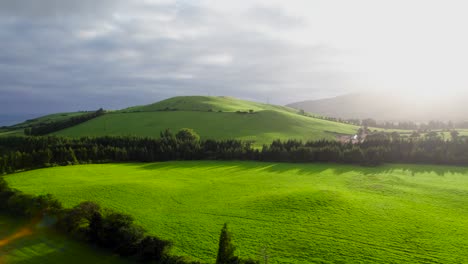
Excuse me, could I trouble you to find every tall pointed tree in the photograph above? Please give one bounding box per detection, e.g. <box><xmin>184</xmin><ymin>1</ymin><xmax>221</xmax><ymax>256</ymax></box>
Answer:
<box><xmin>216</xmin><ymin>223</ymin><xmax>236</xmax><ymax>264</ymax></box>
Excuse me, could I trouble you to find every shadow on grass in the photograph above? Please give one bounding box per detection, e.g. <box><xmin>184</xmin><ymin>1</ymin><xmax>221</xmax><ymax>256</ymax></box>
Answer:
<box><xmin>120</xmin><ymin>160</ymin><xmax>468</xmax><ymax>178</ymax></box>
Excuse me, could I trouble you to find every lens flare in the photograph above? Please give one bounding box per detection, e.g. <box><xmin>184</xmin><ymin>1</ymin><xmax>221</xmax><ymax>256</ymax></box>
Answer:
<box><xmin>0</xmin><ymin>227</ymin><xmax>33</xmax><ymax>248</ymax></box>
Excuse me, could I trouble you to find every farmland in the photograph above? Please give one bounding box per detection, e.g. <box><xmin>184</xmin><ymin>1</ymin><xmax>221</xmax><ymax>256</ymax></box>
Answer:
<box><xmin>6</xmin><ymin>161</ymin><xmax>468</xmax><ymax>263</ymax></box>
<box><xmin>53</xmin><ymin>110</ymin><xmax>358</xmax><ymax>145</ymax></box>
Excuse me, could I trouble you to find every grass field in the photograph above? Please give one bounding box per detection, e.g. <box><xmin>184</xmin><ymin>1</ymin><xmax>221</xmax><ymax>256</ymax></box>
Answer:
<box><xmin>0</xmin><ymin>112</ymin><xmax>90</xmax><ymax>138</ymax></box>
<box><xmin>122</xmin><ymin>96</ymin><xmax>297</xmax><ymax>113</ymax></box>
<box><xmin>8</xmin><ymin>112</ymin><xmax>87</xmax><ymax>130</ymax></box>
<box><xmin>5</xmin><ymin>161</ymin><xmax>468</xmax><ymax>263</ymax></box>
<box><xmin>0</xmin><ymin>214</ymin><xmax>129</xmax><ymax>264</ymax></box>
<box><xmin>53</xmin><ymin>111</ymin><xmax>358</xmax><ymax>145</ymax></box>
<box><xmin>0</xmin><ymin>130</ymin><xmax>24</xmax><ymax>137</ymax></box>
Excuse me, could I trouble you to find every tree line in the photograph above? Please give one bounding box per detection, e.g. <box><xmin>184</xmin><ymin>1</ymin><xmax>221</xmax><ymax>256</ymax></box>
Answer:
<box><xmin>24</xmin><ymin>109</ymin><xmax>105</xmax><ymax>136</ymax></box>
<box><xmin>297</xmin><ymin>109</ymin><xmax>468</xmax><ymax>130</ymax></box>
<box><xmin>3</xmin><ymin>129</ymin><xmax>468</xmax><ymax>175</ymax></box>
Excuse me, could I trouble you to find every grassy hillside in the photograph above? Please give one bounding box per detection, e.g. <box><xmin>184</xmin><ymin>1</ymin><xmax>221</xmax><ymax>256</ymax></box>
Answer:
<box><xmin>0</xmin><ymin>112</ymin><xmax>89</xmax><ymax>138</ymax></box>
<box><xmin>53</xmin><ymin>110</ymin><xmax>358</xmax><ymax>145</ymax></box>
<box><xmin>6</xmin><ymin>162</ymin><xmax>468</xmax><ymax>263</ymax></box>
<box><xmin>9</xmin><ymin>112</ymin><xmax>87</xmax><ymax>130</ymax></box>
<box><xmin>0</xmin><ymin>130</ymin><xmax>24</xmax><ymax>137</ymax></box>
<box><xmin>0</xmin><ymin>96</ymin><xmax>359</xmax><ymax>143</ymax></box>
<box><xmin>0</xmin><ymin>214</ymin><xmax>129</xmax><ymax>264</ymax></box>
<box><xmin>123</xmin><ymin>96</ymin><xmax>296</xmax><ymax>113</ymax></box>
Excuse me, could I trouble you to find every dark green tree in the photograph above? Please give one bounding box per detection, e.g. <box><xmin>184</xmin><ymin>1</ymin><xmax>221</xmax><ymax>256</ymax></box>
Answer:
<box><xmin>451</xmin><ymin>130</ymin><xmax>460</xmax><ymax>141</ymax></box>
<box><xmin>138</xmin><ymin>236</ymin><xmax>173</xmax><ymax>261</ymax></box>
<box><xmin>176</xmin><ymin>128</ymin><xmax>200</xmax><ymax>142</ymax></box>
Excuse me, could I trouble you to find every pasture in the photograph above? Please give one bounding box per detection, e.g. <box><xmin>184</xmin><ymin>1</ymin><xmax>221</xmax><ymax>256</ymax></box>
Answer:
<box><xmin>5</xmin><ymin>161</ymin><xmax>468</xmax><ymax>263</ymax></box>
<box><xmin>53</xmin><ymin>111</ymin><xmax>358</xmax><ymax>145</ymax></box>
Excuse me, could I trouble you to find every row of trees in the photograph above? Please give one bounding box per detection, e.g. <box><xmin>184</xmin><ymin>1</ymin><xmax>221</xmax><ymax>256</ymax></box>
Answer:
<box><xmin>3</xmin><ymin>129</ymin><xmax>468</xmax><ymax>175</ymax></box>
<box><xmin>24</xmin><ymin>109</ymin><xmax>105</xmax><ymax>136</ymax></box>
<box><xmin>358</xmin><ymin>119</ymin><xmax>462</xmax><ymax>131</ymax></box>
<box><xmin>297</xmin><ymin>109</ymin><xmax>468</xmax><ymax>131</ymax></box>
<box><xmin>327</xmin><ymin>116</ymin><xmax>466</xmax><ymax>131</ymax></box>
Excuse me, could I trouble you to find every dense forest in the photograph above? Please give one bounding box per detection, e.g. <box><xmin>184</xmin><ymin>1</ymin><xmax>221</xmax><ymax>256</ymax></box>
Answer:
<box><xmin>2</xmin><ymin>129</ymin><xmax>468</xmax><ymax>174</ymax></box>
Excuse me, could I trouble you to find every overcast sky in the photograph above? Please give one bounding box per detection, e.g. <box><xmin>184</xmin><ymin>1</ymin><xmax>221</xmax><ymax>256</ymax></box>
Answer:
<box><xmin>1</xmin><ymin>0</ymin><xmax>467</xmax><ymax>114</ymax></box>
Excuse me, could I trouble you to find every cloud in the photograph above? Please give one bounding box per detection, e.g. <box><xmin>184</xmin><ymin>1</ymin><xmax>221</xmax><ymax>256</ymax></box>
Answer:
<box><xmin>2</xmin><ymin>0</ymin><xmax>465</xmax><ymax>115</ymax></box>
<box><xmin>194</xmin><ymin>54</ymin><xmax>233</xmax><ymax>66</ymax></box>
<box><xmin>0</xmin><ymin>0</ymin><xmax>350</xmax><ymax>114</ymax></box>
<box><xmin>0</xmin><ymin>0</ymin><xmax>122</xmax><ymax>18</ymax></box>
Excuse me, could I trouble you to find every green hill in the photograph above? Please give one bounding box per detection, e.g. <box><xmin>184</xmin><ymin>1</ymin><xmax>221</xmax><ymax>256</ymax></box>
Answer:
<box><xmin>51</xmin><ymin>96</ymin><xmax>358</xmax><ymax>145</ymax></box>
<box><xmin>123</xmin><ymin>96</ymin><xmax>296</xmax><ymax>113</ymax></box>
<box><xmin>9</xmin><ymin>112</ymin><xmax>88</xmax><ymax>130</ymax></box>
<box><xmin>0</xmin><ymin>112</ymin><xmax>89</xmax><ymax>138</ymax></box>
<box><xmin>6</xmin><ymin>161</ymin><xmax>468</xmax><ymax>263</ymax></box>
<box><xmin>54</xmin><ymin>111</ymin><xmax>357</xmax><ymax>145</ymax></box>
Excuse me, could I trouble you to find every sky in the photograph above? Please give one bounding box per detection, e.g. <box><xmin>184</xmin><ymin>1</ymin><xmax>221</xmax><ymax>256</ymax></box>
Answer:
<box><xmin>1</xmin><ymin>0</ymin><xmax>468</xmax><ymax>114</ymax></box>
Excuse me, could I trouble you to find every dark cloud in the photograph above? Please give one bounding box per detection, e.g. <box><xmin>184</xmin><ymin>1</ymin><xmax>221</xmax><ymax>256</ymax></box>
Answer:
<box><xmin>0</xmin><ymin>0</ymin><xmax>122</xmax><ymax>18</ymax></box>
<box><xmin>0</xmin><ymin>1</ymin><xmax>355</xmax><ymax>116</ymax></box>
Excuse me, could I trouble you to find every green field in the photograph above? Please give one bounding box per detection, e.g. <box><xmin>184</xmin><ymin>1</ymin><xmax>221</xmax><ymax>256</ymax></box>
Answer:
<box><xmin>9</xmin><ymin>112</ymin><xmax>87</xmax><ymax>130</ymax></box>
<box><xmin>0</xmin><ymin>214</ymin><xmax>129</xmax><ymax>264</ymax></box>
<box><xmin>0</xmin><ymin>112</ymin><xmax>90</xmax><ymax>138</ymax></box>
<box><xmin>122</xmin><ymin>96</ymin><xmax>297</xmax><ymax>113</ymax></box>
<box><xmin>0</xmin><ymin>130</ymin><xmax>24</xmax><ymax>137</ymax></box>
<box><xmin>53</xmin><ymin>110</ymin><xmax>358</xmax><ymax>145</ymax></box>
<box><xmin>6</xmin><ymin>161</ymin><xmax>468</xmax><ymax>263</ymax></box>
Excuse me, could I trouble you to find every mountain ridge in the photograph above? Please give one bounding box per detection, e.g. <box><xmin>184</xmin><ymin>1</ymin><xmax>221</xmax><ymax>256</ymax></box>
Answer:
<box><xmin>287</xmin><ymin>93</ymin><xmax>468</xmax><ymax>122</ymax></box>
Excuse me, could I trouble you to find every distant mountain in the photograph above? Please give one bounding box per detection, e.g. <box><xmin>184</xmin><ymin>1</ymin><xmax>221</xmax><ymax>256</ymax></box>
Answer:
<box><xmin>287</xmin><ymin>93</ymin><xmax>468</xmax><ymax>122</ymax></box>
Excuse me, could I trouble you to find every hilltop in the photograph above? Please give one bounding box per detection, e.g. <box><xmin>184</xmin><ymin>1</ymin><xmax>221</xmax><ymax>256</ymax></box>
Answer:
<box><xmin>122</xmin><ymin>96</ymin><xmax>296</xmax><ymax>113</ymax></box>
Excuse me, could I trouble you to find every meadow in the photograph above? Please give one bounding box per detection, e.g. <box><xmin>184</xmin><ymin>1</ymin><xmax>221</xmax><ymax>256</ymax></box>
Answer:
<box><xmin>5</xmin><ymin>161</ymin><xmax>468</xmax><ymax>263</ymax></box>
<box><xmin>121</xmin><ymin>96</ymin><xmax>297</xmax><ymax>113</ymax></box>
<box><xmin>53</xmin><ymin>111</ymin><xmax>357</xmax><ymax>145</ymax></box>
<box><xmin>0</xmin><ymin>214</ymin><xmax>130</xmax><ymax>264</ymax></box>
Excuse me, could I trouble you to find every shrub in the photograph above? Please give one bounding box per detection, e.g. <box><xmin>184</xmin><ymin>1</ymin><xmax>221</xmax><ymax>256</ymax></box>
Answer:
<box><xmin>138</xmin><ymin>236</ymin><xmax>173</xmax><ymax>261</ymax></box>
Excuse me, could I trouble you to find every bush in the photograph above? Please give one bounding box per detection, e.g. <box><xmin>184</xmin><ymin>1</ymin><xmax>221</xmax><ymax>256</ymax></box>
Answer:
<box><xmin>176</xmin><ymin>128</ymin><xmax>200</xmax><ymax>142</ymax></box>
<box><xmin>58</xmin><ymin>201</ymin><xmax>101</xmax><ymax>234</ymax></box>
<box><xmin>6</xmin><ymin>193</ymin><xmax>36</xmax><ymax>216</ymax></box>
<box><xmin>138</xmin><ymin>236</ymin><xmax>173</xmax><ymax>261</ymax></box>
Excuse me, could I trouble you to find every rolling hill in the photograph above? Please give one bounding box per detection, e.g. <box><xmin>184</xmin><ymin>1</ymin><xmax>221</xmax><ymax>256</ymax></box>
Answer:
<box><xmin>0</xmin><ymin>112</ymin><xmax>90</xmax><ymax>138</ymax></box>
<box><xmin>8</xmin><ymin>112</ymin><xmax>89</xmax><ymax>130</ymax></box>
<box><xmin>5</xmin><ymin>161</ymin><xmax>468</xmax><ymax>263</ymax></box>
<box><xmin>287</xmin><ymin>93</ymin><xmax>468</xmax><ymax>122</ymax></box>
<box><xmin>123</xmin><ymin>96</ymin><xmax>296</xmax><ymax>113</ymax></box>
<box><xmin>48</xmin><ymin>96</ymin><xmax>359</xmax><ymax>145</ymax></box>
